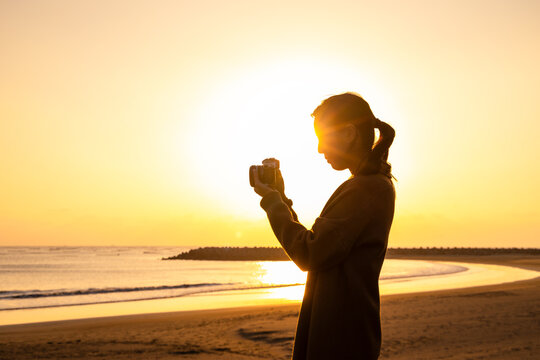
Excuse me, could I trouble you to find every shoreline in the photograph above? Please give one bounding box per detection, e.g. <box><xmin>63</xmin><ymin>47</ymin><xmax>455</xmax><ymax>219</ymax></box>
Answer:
<box><xmin>0</xmin><ymin>255</ymin><xmax>538</xmax><ymax>359</ymax></box>
<box><xmin>0</xmin><ymin>255</ymin><xmax>538</xmax><ymax>327</ymax></box>
<box><xmin>0</xmin><ymin>256</ymin><xmax>537</xmax><ymax>327</ymax></box>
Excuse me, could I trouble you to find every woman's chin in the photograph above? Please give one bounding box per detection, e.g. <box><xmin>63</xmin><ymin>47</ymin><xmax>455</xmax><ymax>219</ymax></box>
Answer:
<box><xmin>328</xmin><ymin>161</ymin><xmax>347</xmax><ymax>171</ymax></box>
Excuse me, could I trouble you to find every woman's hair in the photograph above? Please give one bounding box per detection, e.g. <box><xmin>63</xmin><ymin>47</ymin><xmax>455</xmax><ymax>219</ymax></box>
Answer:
<box><xmin>311</xmin><ymin>92</ymin><xmax>396</xmax><ymax>179</ymax></box>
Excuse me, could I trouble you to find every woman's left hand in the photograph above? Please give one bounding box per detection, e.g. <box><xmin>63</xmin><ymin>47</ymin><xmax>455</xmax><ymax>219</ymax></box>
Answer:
<box><xmin>251</xmin><ymin>168</ymin><xmax>276</xmax><ymax>197</ymax></box>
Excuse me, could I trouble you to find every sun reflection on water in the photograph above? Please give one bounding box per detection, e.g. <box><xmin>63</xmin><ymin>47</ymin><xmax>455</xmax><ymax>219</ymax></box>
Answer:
<box><xmin>253</xmin><ymin>261</ymin><xmax>307</xmax><ymax>301</ymax></box>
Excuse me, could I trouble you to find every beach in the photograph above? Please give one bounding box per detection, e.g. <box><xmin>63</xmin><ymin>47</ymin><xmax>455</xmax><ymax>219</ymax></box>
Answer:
<box><xmin>0</xmin><ymin>255</ymin><xmax>538</xmax><ymax>360</ymax></box>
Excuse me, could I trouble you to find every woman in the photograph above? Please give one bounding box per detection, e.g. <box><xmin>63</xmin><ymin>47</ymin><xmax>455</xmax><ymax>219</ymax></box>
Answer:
<box><xmin>252</xmin><ymin>92</ymin><xmax>396</xmax><ymax>360</ymax></box>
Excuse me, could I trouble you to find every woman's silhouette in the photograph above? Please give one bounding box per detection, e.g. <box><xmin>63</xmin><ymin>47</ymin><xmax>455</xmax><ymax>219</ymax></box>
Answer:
<box><xmin>252</xmin><ymin>92</ymin><xmax>396</xmax><ymax>360</ymax></box>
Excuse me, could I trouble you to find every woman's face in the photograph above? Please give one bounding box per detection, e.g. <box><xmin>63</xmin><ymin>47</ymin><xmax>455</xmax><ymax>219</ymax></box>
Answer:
<box><xmin>314</xmin><ymin>117</ymin><xmax>356</xmax><ymax>171</ymax></box>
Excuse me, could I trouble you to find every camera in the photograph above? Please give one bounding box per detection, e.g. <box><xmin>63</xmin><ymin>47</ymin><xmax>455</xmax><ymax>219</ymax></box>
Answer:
<box><xmin>249</xmin><ymin>158</ymin><xmax>280</xmax><ymax>187</ymax></box>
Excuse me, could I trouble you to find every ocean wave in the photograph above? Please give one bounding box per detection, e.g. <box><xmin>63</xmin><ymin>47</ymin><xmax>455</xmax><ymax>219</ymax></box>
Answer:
<box><xmin>380</xmin><ymin>263</ymin><xmax>468</xmax><ymax>280</ymax></box>
<box><xmin>0</xmin><ymin>263</ymin><xmax>469</xmax><ymax>303</ymax></box>
<box><xmin>0</xmin><ymin>282</ymin><xmax>238</xmax><ymax>300</ymax></box>
<box><xmin>0</xmin><ymin>283</ymin><xmax>305</xmax><ymax>311</ymax></box>
<box><xmin>0</xmin><ymin>255</ymin><xmax>472</xmax><ymax>313</ymax></box>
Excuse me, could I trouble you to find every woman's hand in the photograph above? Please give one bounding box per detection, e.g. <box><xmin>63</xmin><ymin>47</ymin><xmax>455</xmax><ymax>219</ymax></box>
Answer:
<box><xmin>274</xmin><ymin>169</ymin><xmax>285</xmax><ymax>196</ymax></box>
<box><xmin>252</xmin><ymin>167</ymin><xmax>276</xmax><ymax>197</ymax></box>
<box><xmin>252</xmin><ymin>166</ymin><xmax>289</xmax><ymax>201</ymax></box>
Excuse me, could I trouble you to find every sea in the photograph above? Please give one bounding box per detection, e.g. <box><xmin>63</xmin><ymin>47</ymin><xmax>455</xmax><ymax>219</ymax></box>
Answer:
<box><xmin>0</xmin><ymin>246</ymin><xmax>468</xmax><ymax>314</ymax></box>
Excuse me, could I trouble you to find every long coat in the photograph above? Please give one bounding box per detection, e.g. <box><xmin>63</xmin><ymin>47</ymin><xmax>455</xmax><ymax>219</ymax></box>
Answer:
<box><xmin>260</xmin><ymin>172</ymin><xmax>396</xmax><ymax>360</ymax></box>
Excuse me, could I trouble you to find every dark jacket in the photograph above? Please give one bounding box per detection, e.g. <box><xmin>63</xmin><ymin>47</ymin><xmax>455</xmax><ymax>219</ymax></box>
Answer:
<box><xmin>259</xmin><ymin>172</ymin><xmax>396</xmax><ymax>360</ymax></box>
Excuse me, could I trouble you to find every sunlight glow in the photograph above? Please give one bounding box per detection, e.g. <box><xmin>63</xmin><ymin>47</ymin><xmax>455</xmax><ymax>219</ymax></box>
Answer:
<box><xmin>182</xmin><ymin>57</ymin><xmax>402</xmax><ymax>225</ymax></box>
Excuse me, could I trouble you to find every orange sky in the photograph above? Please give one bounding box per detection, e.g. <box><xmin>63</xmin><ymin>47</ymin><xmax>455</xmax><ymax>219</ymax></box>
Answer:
<box><xmin>1</xmin><ymin>1</ymin><xmax>539</xmax><ymax>247</ymax></box>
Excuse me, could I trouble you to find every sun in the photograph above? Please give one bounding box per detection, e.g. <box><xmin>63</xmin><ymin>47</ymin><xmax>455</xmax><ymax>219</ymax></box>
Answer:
<box><xmin>181</xmin><ymin>57</ymin><xmax>401</xmax><ymax>225</ymax></box>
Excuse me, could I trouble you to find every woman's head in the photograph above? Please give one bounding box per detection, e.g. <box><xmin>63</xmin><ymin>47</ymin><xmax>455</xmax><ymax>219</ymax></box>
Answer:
<box><xmin>311</xmin><ymin>92</ymin><xmax>395</xmax><ymax>178</ymax></box>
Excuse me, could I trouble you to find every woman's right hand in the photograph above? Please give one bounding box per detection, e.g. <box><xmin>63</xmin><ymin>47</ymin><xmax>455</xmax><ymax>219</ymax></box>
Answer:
<box><xmin>274</xmin><ymin>169</ymin><xmax>294</xmax><ymax>207</ymax></box>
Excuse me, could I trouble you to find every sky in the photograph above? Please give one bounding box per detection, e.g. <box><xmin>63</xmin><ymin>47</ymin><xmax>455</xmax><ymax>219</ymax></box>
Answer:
<box><xmin>1</xmin><ymin>0</ymin><xmax>539</xmax><ymax>247</ymax></box>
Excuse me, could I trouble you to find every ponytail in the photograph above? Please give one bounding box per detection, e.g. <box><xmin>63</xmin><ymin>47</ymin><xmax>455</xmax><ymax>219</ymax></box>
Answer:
<box><xmin>358</xmin><ymin>118</ymin><xmax>396</xmax><ymax>181</ymax></box>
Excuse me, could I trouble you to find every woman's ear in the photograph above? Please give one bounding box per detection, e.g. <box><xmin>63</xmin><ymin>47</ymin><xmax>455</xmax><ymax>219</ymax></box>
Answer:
<box><xmin>342</xmin><ymin>123</ymin><xmax>358</xmax><ymax>144</ymax></box>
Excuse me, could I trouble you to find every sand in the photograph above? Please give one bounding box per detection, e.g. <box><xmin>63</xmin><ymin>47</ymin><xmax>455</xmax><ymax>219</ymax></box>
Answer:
<box><xmin>0</xmin><ymin>255</ymin><xmax>538</xmax><ymax>360</ymax></box>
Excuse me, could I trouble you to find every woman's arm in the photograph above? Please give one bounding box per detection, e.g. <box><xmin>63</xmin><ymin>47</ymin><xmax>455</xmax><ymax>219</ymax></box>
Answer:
<box><xmin>281</xmin><ymin>196</ymin><xmax>299</xmax><ymax>222</ymax></box>
<box><xmin>260</xmin><ymin>184</ymin><xmax>376</xmax><ymax>272</ymax></box>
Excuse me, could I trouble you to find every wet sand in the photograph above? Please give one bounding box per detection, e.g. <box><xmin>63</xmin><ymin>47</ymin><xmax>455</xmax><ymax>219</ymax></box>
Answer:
<box><xmin>0</xmin><ymin>255</ymin><xmax>538</xmax><ymax>359</ymax></box>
